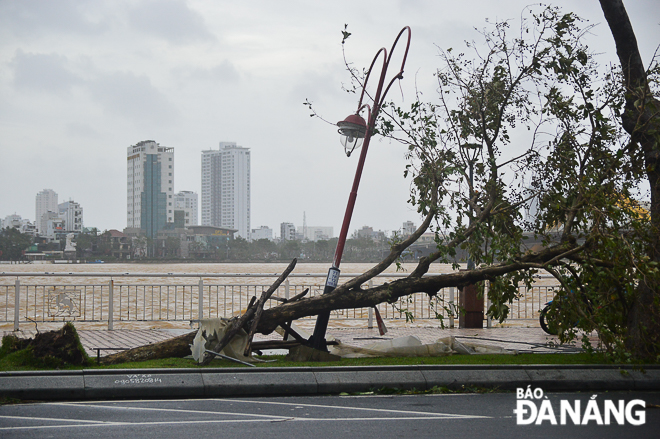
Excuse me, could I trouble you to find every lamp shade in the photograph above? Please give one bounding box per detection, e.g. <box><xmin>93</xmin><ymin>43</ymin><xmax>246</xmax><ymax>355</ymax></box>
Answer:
<box><xmin>460</xmin><ymin>142</ymin><xmax>483</xmax><ymax>163</ymax></box>
<box><xmin>337</xmin><ymin>114</ymin><xmax>367</xmax><ymax>157</ymax></box>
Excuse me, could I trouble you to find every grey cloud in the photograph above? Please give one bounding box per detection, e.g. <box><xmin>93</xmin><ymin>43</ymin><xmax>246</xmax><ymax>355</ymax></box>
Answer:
<box><xmin>0</xmin><ymin>0</ymin><xmax>108</xmax><ymax>38</ymax></box>
<box><xmin>289</xmin><ymin>70</ymin><xmax>339</xmax><ymax>104</ymax></box>
<box><xmin>88</xmin><ymin>71</ymin><xmax>178</xmax><ymax>126</ymax></box>
<box><xmin>189</xmin><ymin>60</ymin><xmax>240</xmax><ymax>83</ymax></box>
<box><xmin>128</xmin><ymin>0</ymin><xmax>215</xmax><ymax>44</ymax></box>
<box><xmin>65</xmin><ymin>122</ymin><xmax>102</xmax><ymax>139</ymax></box>
<box><xmin>11</xmin><ymin>50</ymin><xmax>83</xmax><ymax>94</ymax></box>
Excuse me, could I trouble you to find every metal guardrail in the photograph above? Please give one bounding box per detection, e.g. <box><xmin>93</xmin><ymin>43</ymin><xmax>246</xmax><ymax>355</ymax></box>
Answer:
<box><xmin>0</xmin><ymin>272</ymin><xmax>559</xmax><ymax>331</ymax></box>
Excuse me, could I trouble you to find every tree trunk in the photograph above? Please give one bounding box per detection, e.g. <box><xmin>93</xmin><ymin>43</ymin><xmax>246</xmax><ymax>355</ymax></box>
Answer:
<box><xmin>599</xmin><ymin>0</ymin><xmax>660</xmax><ymax>359</ymax></box>
<box><xmin>100</xmin><ymin>331</ymin><xmax>196</xmax><ymax>365</ymax></box>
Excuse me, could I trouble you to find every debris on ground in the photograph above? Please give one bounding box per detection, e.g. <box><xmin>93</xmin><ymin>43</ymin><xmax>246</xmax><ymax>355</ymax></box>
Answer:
<box><xmin>1</xmin><ymin>322</ymin><xmax>91</xmax><ymax>367</ymax></box>
<box><xmin>329</xmin><ymin>335</ymin><xmax>517</xmax><ymax>358</ymax></box>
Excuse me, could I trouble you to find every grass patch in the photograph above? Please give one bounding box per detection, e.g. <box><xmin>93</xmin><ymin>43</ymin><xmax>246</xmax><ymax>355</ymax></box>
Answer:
<box><xmin>0</xmin><ymin>351</ymin><xmax>613</xmax><ymax>371</ymax></box>
<box><xmin>0</xmin><ymin>323</ymin><xmax>93</xmax><ymax>371</ymax></box>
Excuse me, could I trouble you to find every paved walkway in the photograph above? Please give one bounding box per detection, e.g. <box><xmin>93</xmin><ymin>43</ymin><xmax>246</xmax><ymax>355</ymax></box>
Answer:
<box><xmin>3</xmin><ymin>321</ymin><xmax>597</xmax><ymax>357</ymax></box>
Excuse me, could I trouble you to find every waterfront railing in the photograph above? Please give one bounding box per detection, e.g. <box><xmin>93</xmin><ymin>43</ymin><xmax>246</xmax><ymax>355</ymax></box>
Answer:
<box><xmin>0</xmin><ymin>272</ymin><xmax>558</xmax><ymax>330</ymax></box>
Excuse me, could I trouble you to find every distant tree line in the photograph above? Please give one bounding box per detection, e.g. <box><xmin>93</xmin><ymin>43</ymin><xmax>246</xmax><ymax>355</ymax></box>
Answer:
<box><xmin>0</xmin><ymin>227</ymin><xmax>394</xmax><ymax>263</ymax></box>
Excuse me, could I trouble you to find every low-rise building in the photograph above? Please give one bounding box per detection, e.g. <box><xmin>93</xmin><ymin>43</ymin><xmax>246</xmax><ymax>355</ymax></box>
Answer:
<box><xmin>2</xmin><ymin>214</ymin><xmax>36</xmax><ymax>236</ymax></box>
<box><xmin>174</xmin><ymin>191</ymin><xmax>198</xmax><ymax>226</ymax></box>
<box><xmin>251</xmin><ymin>225</ymin><xmax>273</xmax><ymax>241</ymax></box>
<box><xmin>101</xmin><ymin>229</ymin><xmax>132</xmax><ymax>260</ymax></box>
<box><xmin>355</xmin><ymin>225</ymin><xmax>386</xmax><ymax>242</ymax></box>
<box><xmin>297</xmin><ymin>225</ymin><xmax>333</xmax><ymax>242</ymax></box>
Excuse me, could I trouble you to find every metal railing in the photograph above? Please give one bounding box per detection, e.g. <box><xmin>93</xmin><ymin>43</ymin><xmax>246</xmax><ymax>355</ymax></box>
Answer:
<box><xmin>0</xmin><ymin>272</ymin><xmax>559</xmax><ymax>330</ymax></box>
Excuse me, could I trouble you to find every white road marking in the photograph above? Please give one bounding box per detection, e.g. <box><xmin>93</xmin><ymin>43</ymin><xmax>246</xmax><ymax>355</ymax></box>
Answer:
<box><xmin>0</xmin><ymin>415</ymin><xmax>489</xmax><ymax>431</ymax></box>
<box><xmin>0</xmin><ymin>415</ymin><xmax>109</xmax><ymax>424</ymax></box>
<box><xmin>50</xmin><ymin>398</ymin><xmax>489</xmax><ymax>419</ymax></box>
<box><xmin>49</xmin><ymin>402</ymin><xmax>287</xmax><ymax>419</ymax></box>
<box><xmin>224</xmin><ymin>398</ymin><xmax>491</xmax><ymax>418</ymax></box>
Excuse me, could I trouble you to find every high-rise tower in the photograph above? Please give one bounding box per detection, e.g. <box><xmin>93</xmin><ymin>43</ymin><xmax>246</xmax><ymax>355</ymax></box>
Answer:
<box><xmin>35</xmin><ymin>189</ymin><xmax>58</xmax><ymax>234</ymax></box>
<box><xmin>201</xmin><ymin>142</ymin><xmax>251</xmax><ymax>240</ymax></box>
<box><xmin>127</xmin><ymin>140</ymin><xmax>174</xmax><ymax>239</ymax></box>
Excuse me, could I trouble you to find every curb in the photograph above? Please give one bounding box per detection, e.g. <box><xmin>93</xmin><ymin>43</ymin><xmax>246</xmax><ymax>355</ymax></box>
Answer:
<box><xmin>1</xmin><ymin>365</ymin><xmax>659</xmax><ymax>401</ymax></box>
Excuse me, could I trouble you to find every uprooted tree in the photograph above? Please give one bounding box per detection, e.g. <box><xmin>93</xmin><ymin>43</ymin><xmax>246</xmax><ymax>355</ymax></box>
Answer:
<box><xmin>257</xmin><ymin>0</ymin><xmax>658</xmax><ymax>361</ymax></box>
<box><xmin>106</xmin><ymin>0</ymin><xmax>659</xmax><ymax>364</ymax></box>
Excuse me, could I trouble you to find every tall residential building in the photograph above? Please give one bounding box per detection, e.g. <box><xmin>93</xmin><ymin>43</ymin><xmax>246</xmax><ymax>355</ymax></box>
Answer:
<box><xmin>201</xmin><ymin>142</ymin><xmax>251</xmax><ymax>240</ymax></box>
<box><xmin>174</xmin><ymin>191</ymin><xmax>198</xmax><ymax>226</ymax></box>
<box><xmin>58</xmin><ymin>201</ymin><xmax>83</xmax><ymax>232</ymax></box>
<box><xmin>127</xmin><ymin>140</ymin><xmax>174</xmax><ymax>239</ymax></box>
<box><xmin>35</xmin><ymin>189</ymin><xmax>58</xmax><ymax>233</ymax></box>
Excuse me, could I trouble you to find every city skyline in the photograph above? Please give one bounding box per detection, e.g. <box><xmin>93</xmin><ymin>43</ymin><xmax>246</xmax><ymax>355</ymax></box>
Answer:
<box><xmin>1</xmin><ymin>1</ymin><xmax>658</xmax><ymax>236</ymax></box>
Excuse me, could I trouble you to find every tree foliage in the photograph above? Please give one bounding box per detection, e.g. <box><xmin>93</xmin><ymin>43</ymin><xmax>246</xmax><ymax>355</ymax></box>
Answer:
<box><xmin>371</xmin><ymin>4</ymin><xmax>659</xmax><ymax>360</ymax></box>
<box><xmin>0</xmin><ymin>227</ymin><xmax>32</xmax><ymax>260</ymax></box>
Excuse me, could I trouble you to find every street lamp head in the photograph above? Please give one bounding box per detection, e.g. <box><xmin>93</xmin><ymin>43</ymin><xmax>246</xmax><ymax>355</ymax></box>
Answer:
<box><xmin>337</xmin><ymin>113</ymin><xmax>367</xmax><ymax>157</ymax></box>
<box><xmin>460</xmin><ymin>142</ymin><xmax>483</xmax><ymax>164</ymax></box>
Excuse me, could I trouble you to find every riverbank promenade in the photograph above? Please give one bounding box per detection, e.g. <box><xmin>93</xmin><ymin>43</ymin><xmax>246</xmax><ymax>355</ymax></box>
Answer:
<box><xmin>3</xmin><ymin>321</ymin><xmax>595</xmax><ymax>358</ymax></box>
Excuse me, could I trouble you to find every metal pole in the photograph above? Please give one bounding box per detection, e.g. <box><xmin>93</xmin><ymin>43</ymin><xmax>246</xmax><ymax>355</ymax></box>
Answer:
<box><xmin>198</xmin><ymin>278</ymin><xmax>204</xmax><ymax>325</ymax></box>
<box><xmin>108</xmin><ymin>279</ymin><xmax>114</xmax><ymax>330</ymax></box>
<box><xmin>448</xmin><ymin>287</ymin><xmax>455</xmax><ymax>328</ymax></box>
<box><xmin>14</xmin><ymin>278</ymin><xmax>20</xmax><ymax>331</ymax></box>
<box><xmin>310</xmin><ymin>27</ymin><xmax>412</xmax><ymax>352</ymax></box>
<box><xmin>486</xmin><ymin>280</ymin><xmax>492</xmax><ymax>328</ymax></box>
<box><xmin>368</xmin><ymin>279</ymin><xmax>374</xmax><ymax>329</ymax></box>
<box><xmin>310</xmin><ymin>85</ymin><xmax>383</xmax><ymax>351</ymax></box>
<box><xmin>467</xmin><ymin>160</ymin><xmax>475</xmax><ymax>270</ymax></box>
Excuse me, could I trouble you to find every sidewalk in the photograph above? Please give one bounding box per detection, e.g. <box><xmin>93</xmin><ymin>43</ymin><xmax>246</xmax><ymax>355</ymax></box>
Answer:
<box><xmin>1</xmin><ymin>323</ymin><xmax>657</xmax><ymax>401</ymax></box>
<box><xmin>4</xmin><ymin>322</ymin><xmax>594</xmax><ymax>358</ymax></box>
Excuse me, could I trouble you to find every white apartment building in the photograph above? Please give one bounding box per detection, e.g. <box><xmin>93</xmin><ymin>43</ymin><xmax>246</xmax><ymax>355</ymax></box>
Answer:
<box><xmin>127</xmin><ymin>140</ymin><xmax>174</xmax><ymax>239</ymax></box>
<box><xmin>41</xmin><ymin>211</ymin><xmax>61</xmax><ymax>239</ymax></box>
<box><xmin>58</xmin><ymin>201</ymin><xmax>83</xmax><ymax>232</ymax></box>
<box><xmin>401</xmin><ymin>221</ymin><xmax>416</xmax><ymax>237</ymax></box>
<box><xmin>297</xmin><ymin>225</ymin><xmax>334</xmax><ymax>242</ymax></box>
<box><xmin>35</xmin><ymin>189</ymin><xmax>58</xmax><ymax>234</ymax></box>
<box><xmin>2</xmin><ymin>214</ymin><xmax>36</xmax><ymax>236</ymax></box>
<box><xmin>280</xmin><ymin>222</ymin><xmax>296</xmax><ymax>241</ymax></box>
<box><xmin>201</xmin><ymin>142</ymin><xmax>251</xmax><ymax>240</ymax></box>
<box><xmin>45</xmin><ymin>217</ymin><xmax>65</xmax><ymax>240</ymax></box>
<box><xmin>251</xmin><ymin>225</ymin><xmax>273</xmax><ymax>241</ymax></box>
<box><xmin>174</xmin><ymin>191</ymin><xmax>198</xmax><ymax>226</ymax></box>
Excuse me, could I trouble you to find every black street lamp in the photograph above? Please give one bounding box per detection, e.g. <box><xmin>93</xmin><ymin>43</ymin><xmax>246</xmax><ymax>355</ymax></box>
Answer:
<box><xmin>459</xmin><ymin>141</ymin><xmax>483</xmax><ymax>329</ymax></box>
<box><xmin>309</xmin><ymin>27</ymin><xmax>412</xmax><ymax>351</ymax></box>
<box><xmin>460</xmin><ymin>142</ymin><xmax>482</xmax><ymax>270</ymax></box>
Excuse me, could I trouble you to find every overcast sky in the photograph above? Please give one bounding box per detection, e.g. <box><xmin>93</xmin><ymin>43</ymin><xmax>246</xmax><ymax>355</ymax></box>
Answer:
<box><xmin>1</xmin><ymin>0</ymin><xmax>658</xmax><ymax>238</ymax></box>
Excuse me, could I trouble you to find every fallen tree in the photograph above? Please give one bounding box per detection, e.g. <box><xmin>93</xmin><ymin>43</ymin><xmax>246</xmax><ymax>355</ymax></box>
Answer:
<box><xmin>105</xmin><ymin>1</ymin><xmax>659</xmax><ymax>364</ymax></box>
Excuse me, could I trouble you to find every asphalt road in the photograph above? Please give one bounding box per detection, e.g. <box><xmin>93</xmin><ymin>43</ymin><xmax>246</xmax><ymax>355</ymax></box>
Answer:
<box><xmin>1</xmin><ymin>391</ymin><xmax>658</xmax><ymax>439</ymax></box>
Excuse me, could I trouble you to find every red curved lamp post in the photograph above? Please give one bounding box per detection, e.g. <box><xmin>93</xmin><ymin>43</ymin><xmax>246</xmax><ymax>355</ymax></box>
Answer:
<box><xmin>310</xmin><ymin>27</ymin><xmax>412</xmax><ymax>351</ymax></box>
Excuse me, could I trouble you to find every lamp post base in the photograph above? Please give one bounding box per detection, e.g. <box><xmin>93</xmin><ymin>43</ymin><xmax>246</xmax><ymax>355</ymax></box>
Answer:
<box><xmin>308</xmin><ymin>267</ymin><xmax>340</xmax><ymax>351</ymax></box>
